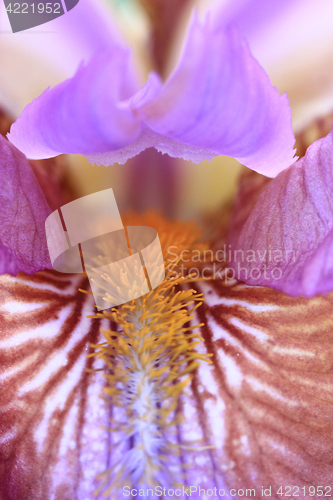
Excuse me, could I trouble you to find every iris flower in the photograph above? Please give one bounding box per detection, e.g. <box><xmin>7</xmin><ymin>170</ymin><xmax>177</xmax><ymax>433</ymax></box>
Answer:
<box><xmin>1</xmin><ymin>0</ymin><xmax>333</xmax><ymax>499</ymax></box>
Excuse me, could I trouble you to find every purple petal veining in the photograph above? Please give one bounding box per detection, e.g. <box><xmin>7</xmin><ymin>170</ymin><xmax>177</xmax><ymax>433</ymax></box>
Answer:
<box><xmin>0</xmin><ymin>135</ymin><xmax>52</xmax><ymax>275</ymax></box>
<box><xmin>228</xmin><ymin>129</ymin><xmax>333</xmax><ymax>297</ymax></box>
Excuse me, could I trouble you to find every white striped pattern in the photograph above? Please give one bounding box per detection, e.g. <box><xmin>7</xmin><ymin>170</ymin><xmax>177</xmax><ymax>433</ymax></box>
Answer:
<box><xmin>1</xmin><ymin>270</ymin><xmax>333</xmax><ymax>499</ymax></box>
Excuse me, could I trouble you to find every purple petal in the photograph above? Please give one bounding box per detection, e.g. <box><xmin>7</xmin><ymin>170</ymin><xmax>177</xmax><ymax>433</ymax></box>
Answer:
<box><xmin>86</xmin><ymin>123</ymin><xmax>217</xmax><ymax>166</ymax></box>
<box><xmin>211</xmin><ymin>0</ymin><xmax>333</xmax><ymax>73</ymax></box>
<box><xmin>9</xmin><ymin>14</ymin><xmax>296</xmax><ymax>174</ymax></box>
<box><xmin>8</xmin><ymin>49</ymin><xmax>141</xmax><ymax>159</ymax></box>
<box><xmin>90</xmin><ymin>15</ymin><xmax>297</xmax><ymax>172</ymax></box>
<box><xmin>0</xmin><ymin>136</ymin><xmax>52</xmax><ymax>275</ymax></box>
<box><xmin>137</xmin><ymin>15</ymin><xmax>296</xmax><ymax>176</ymax></box>
<box><xmin>228</xmin><ymin>129</ymin><xmax>333</xmax><ymax>297</ymax></box>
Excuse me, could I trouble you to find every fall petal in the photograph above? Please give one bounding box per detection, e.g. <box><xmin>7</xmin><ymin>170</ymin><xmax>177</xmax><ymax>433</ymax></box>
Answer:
<box><xmin>228</xmin><ymin>129</ymin><xmax>333</xmax><ymax>297</ymax></box>
<box><xmin>186</xmin><ymin>278</ymin><xmax>333</xmax><ymax>496</ymax></box>
<box><xmin>0</xmin><ymin>271</ymin><xmax>112</xmax><ymax>499</ymax></box>
<box><xmin>0</xmin><ymin>136</ymin><xmax>52</xmax><ymax>275</ymax></box>
<box><xmin>3</xmin><ymin>232</ymin><xmax>333</xmax><ymax>497</ymax></box>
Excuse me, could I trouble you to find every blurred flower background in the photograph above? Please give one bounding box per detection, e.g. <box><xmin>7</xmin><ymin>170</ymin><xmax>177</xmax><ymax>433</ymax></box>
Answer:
<box><xmin>2</xmin><ymin>0</ymin><xmax>333</xmax><ymax>498</ymax></box>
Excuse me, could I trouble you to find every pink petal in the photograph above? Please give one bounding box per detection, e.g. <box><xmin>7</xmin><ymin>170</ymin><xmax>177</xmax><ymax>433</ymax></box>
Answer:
<box><xmin>0</xmin><ymin>136</ymin><xmax>52</xmax><ymax>275</ymax></box>
<box><xmin>228</xmin><ymin>129</ymin><xmax>333</xmax><ymax>297</ymax></box>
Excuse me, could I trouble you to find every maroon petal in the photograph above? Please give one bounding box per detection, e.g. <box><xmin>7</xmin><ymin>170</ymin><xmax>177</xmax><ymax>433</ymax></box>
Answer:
<box><xmin>2</xmin><ymin>268</ymin><xmax>332</xmax><ymax>497</ymax></box>
<box><xmin>0</xmin><ymin>271</ymin><xmax>112</xmax><ymax>499</ymax></box>
<box><xmin>182</xmin><ymin>278</ymin><xmax>333</xmax><ymax>497</ymax></box>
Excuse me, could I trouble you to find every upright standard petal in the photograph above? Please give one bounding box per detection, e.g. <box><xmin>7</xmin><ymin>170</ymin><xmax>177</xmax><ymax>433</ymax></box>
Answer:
<box><xmin>137</xmin><ymin>16</ymin><xmax>296</xmax><ymax>176</ymax></box>
<box><xmin>8</xmin><ymin>13</ymin><xmax>296</xmax><ymax>175</ymax></box>
<box><xmin>8</xmin><ymin>49</ymin><xmax>141</xmax><ymax>159</ymax></box>
<box><xmin>0</xmin><ymin>136</ymin><xmax>52</xmax><ymax>275</ymax></box>
<box><xmin>228</xmin><ymin>129</ymin><xmax>333</xmax><ymax>297</ymax></box>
